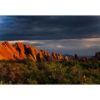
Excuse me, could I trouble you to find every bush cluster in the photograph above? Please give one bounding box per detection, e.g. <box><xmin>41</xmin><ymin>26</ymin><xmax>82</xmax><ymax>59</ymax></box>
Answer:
<box><xmin>0</xmin><ymin>59</ymin><xmax>100</xmax><ymax>84</ymax></box>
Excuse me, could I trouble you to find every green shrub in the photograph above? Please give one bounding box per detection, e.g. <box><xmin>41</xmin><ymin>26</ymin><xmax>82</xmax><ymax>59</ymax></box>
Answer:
<box><xmin>0</xmin><ymin>59</ymin><xmax>99</xmax><ymax>84</ymax></box>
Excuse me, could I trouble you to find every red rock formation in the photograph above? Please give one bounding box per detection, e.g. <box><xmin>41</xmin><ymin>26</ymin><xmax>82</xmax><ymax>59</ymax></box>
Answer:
<box><xmin>44</xmin><ymin>51</ymin><xmax>51</xmax><ymax>61</ymax></box>
<box><xmin>0</xmin><ymin>41</ymin><xmax>66</xmax><ymax>62</ymax></box>
<box><xmin>0</xmin><ymin>42</ymin><xmax>19</xmax><ymax>60</ymax></box>
<box><xmin>58</xmin><ymin>53</ymin><xmax>64</xmax><ymax>61</ymax></box>
<box><xmin>51</xmin><ymin>52</ymin><xmax>58</xmax><ymax>61</ymax></box>
<box><xmin>36</xmin><ymin>50</ymin><xmax>46</xmax><ymax>62</ymax></box>
<box><xmin>24</xmin><ymin>44</ymin><xmax>38</xmax><ymax>61</ymax></box>
<box><xmin>0</xmin><ymin>54</ymin><xmax>7</xmax><ymax>60</ymax></box>
<box><xmin>13</xmin><ymin>42</ymin><xmax>26</xmax><ymax>60</ymax></box>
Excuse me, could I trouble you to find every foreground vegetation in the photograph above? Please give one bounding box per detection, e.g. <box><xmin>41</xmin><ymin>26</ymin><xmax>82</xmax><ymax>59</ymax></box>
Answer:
<box><xmin>0</xmin><ymin>59</ymin><xmax>100</xmax><ymax>84</ymax></box>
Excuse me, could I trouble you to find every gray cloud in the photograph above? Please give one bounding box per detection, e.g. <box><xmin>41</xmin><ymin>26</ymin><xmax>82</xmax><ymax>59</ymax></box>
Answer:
<box><xmin>6</xmin><ymin>38</ymin><xmax>100</xmax><ymax>56</ymax></box>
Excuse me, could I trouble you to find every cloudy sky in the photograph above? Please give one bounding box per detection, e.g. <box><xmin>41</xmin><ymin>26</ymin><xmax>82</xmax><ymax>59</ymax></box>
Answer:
<box><xmin>0</xmin><ymin>16</ymin><xmax>100</xmax><ymax>56</ymax></box>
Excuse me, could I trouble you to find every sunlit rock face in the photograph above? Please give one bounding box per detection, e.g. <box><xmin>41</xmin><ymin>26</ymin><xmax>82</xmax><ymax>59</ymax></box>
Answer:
<box><xmin>0</xmin><ymin>42</ymin><xmax>19</xmax><ymax>60</ymax></box>
<box><xmin>58</xmin><ymin>53</ymin><xmax>65</xmax><ymax>61</ymax></box>
<box><xmin>0</xmin><ymin>41</ymin><xmax>67</xmax><ymax>62</ymax></box>
<box><xmin>51</xmin><ymin>52</ymin><xmax>58</xmax><ymax>61</ymax></box>
<box><xmin>24</xmin><ymin>44</ymin><xmax>39</xmax><ymax>61</ymax></box>
<box><xmin>13</xmin><ymin>42</ymin><xmax>26</xmax><ymax>60</ymax></box>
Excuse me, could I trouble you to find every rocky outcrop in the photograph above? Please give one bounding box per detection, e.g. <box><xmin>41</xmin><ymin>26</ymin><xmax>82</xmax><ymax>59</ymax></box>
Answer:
<box><xmin>52</xmin><ymin>52</ymin><xmax>58</xmax><ymax>61</ymax></box>
<box><xmin>13</xmin><ymin>42</ymin><xmax>26</xmax><ymax>60</ymax></box>
<box><xmin>94</xmin><ymin>52</ymin><xmax>100</xmax><ymax>60</ymax></box>
<box><xmin>0</xmin><ymin>42</ymin><xmax>19</xmax><ymax>60</ymax></box>
<box><xmin>0</xmin><ymin>41</ymin><xmax>66</xmax><ymax>62</ymax></box>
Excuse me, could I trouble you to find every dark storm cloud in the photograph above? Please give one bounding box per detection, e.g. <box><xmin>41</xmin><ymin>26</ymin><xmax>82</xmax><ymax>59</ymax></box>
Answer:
<box><xmin>0</xmin><ymin>16</ymin><xmax>100</xmax><ymax>40</ymax></box>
